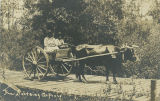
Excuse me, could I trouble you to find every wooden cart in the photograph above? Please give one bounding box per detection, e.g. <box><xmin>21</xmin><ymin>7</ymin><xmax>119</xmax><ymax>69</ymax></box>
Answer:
<box><xmin>22</xmin><ymin>45</ymin><xmax>120</xmax><ymax>80</ymax></box>
<box><xmin>22</xmin><ymin>46</ymin><xmax>75</xmax><ymax>80</ymax></box>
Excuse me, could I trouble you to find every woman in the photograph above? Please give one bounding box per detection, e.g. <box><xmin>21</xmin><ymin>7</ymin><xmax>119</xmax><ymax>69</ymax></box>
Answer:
<box><xmin>44</xmin><ymin>32</ymin><xmax>64</xmax><ymax>53</ymax></box>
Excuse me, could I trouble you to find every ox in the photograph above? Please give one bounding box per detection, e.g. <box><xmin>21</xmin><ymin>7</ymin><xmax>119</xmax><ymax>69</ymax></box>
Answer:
<box><xmin>72</xmin><ymin>44</ymin><xmax>138</xmax><ymax>84</ymax></box>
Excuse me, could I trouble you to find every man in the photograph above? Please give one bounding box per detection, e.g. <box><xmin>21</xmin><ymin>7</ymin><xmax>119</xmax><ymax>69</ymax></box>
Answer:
<box><xmin>44</xmin><ymin>32</ymin><xmax>64</xmax><ymax>53</ymax></box>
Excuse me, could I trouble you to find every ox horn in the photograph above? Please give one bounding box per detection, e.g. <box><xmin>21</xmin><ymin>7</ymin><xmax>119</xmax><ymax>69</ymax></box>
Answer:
<box><xmin>121</xmin><ymin>43</ymin><xmax>139</xmax><ymax>49</ymax></box>
<box><xmin>132</xmin><ymin>45</ymin><xmax>139</xmax><ymax>48</ymax></box>
<box><xmin>126</xmin><ymin>45</ymin><xmax>133</xmax><ymax>49</ymax></box>
<box><xmin>125</xmin><ymin>43</ymin><xmax>133</xmax><ymax>48</ymax></box>
<box><xmin>121</xmin><ymin>43</ymin><xmax>130</xmax><ymax>49</ymax></box>
<box><xmin>121</xmin><ymin>44</ymin><xmax>125</xmax><ymax>49</ymax></box>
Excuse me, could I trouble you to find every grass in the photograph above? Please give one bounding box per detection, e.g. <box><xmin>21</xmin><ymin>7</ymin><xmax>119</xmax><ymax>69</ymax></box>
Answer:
<box><xmin>102</xmin><ymin>78</ymin><xmax>151</xmax><ymax>101</ymax></box>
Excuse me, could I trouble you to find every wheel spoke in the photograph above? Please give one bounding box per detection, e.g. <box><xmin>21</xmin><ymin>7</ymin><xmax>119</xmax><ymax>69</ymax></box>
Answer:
<box><xmin>37</xmin><ymin>67</ymin><xmax>44</xmax><ymax>76</ymax></box>
<box><xmin>36</xmin><ymin>68</ymin><xmax>40</xmax><ymax>80</ymax></box>
<box><xmin>25</xmin><ymin>63</ymin><xmax>32</xmax><ymax>66</ymax></box>
<box><xmin>33</xmin><ymin>69</ymin><xmax>36</xmax><ymax>78</ymax></box>
<box><xmin>51</xmin><ymin>66</ymin><xmax>54</xmax><ymax>72</ymax></box>
<box><xmin>60</xmin><ymin>65</ymin><xmax>64</xmax><ymax>74</ymax></box>
<box><xmin>38</xmin><ymin>64</ymin><xmax>46</xmax><ymax>67</ymax></box>
<box><xmin>36</xmin><ymin>52</ymin><xmax>40</xmax><ymax>61</ymax></box>
<box><xmin>64</xmin><ymin>62</ymin><xmax>72</xmax><ymax>67</ymax></box>
<box><xmin>34</xmin><ymin>50</ymin><xmax>38</xmax><ymax>61</ymax></box>
<box><xmin>35</xmin><ymin>49</ymin><xmax>40</xmax><ymax>60</ymax></box>
<box><xmin>62</xmin><ymin>64</ymin><xmax>69</xmax><ymax>72</ymax></box>
<box><xmin>31</xmin><ymin>51</ymin><xmax>36</xmax><ymax>61</ymax></box>
<box><xmin>34</xmin><ymin>49</ymin><xmax>41</xmax><ymax>61</ymax></box>
<box><xmin>50</xmin><ymin>65</ymin><xmax>55</xmax><ymax>72</ymax></box>
<box><xmin>38</xmin><ymin>61</ymin><xmax>46</xmax><ymax>64</ymax></box>
<box><xmin>28</xmin><ymin>68</ymin><xmax>34</xmax><ymax>77</ymax></box>
<box><xmin>37</xmin><ymin>65</ymin><xmax>47</xmax><ymax>71</ymax></box>
<box><xmin>37</xmin><ymin>56</ymin><xmax>45</xmax><ymax>62</ymax></box>
<box><xmin>25</xmin><ymin>57</ymin><xmax>33</xmax><ymax>63</ymax></box>
<box><xmin>28</xmin><ymin>53</ymin><xmax>34</xmax><ymax>61</ymax></box>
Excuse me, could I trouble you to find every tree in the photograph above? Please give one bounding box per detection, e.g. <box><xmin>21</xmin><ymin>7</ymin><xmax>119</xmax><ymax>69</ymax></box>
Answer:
<box><xmin>22</xmin><ymin>0</ymin><xmax>123</xmax><ymax>45</ymax></box>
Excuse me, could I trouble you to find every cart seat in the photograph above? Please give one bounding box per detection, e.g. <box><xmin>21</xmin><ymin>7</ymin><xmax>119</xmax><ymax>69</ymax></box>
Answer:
<box><xmin>55</xmin><ymin>48</ymin><xmax>72</xmax><ymax>59</ymax></box>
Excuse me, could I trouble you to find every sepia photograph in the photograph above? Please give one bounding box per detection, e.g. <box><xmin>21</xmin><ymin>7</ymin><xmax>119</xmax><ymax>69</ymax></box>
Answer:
<box><xmin>0</xmin><ymin>0</ymin><xmax>160</xmax><ymax>101</ymax></box>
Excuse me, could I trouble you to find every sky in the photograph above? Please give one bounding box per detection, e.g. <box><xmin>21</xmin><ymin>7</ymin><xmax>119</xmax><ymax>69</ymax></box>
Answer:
<box><xmin>125</xmin><ymin>0</ymin><xmax>155</xmax><ymax>16</ymax></box>
<box><xmin>139</xmin><ymin>0</ymin><xmax>154</xmax><ymax>16</ymax></box>
<box><xmin>0</xmin><ymin>0</ymin><xmax>1</xmax><ymax>9</ymax></box>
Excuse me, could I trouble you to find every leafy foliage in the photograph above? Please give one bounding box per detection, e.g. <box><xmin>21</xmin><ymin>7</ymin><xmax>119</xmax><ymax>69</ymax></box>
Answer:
<box><xmin>1</xmin><ymin>0</ymin><xmax>160</xmax><ymax>78</ymax></box>
<box><xmin>21</xmin><ymin>0</ymin><xmax>123</xmax><ymax>45</ymax></box>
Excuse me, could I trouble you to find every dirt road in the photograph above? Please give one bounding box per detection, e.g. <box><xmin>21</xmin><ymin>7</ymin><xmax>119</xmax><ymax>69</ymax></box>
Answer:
<box><xmin>0</xmin><ymin>69</ymin><xmax>160</xmax><ymax>101</ymax></box>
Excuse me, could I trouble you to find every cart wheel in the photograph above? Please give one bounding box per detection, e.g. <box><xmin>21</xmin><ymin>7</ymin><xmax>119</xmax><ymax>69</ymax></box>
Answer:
<box><xmin>22</xmin><ymin>46</ymin><xmax>49</xmax><ymax>80</ymax></box>
<box><xmin>50</xmin><ymin>52</ymin><xmax>74</xmax><ymax>77</ymax></box>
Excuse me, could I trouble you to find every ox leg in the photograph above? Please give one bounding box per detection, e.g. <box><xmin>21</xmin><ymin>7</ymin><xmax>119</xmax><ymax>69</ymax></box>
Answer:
<box><xmin>76</xmin><ymin>73</ymin><xmax>82</xmax><ymax>82</ymax></box>
<box><xmin>78</xmin><ymin>75</ymin><xmax>83</xmax><ymax>82</ymax></box>
<box><xmin>106</xmin><ymin>70</ymin><xmax>109</xmax><ymax>81</ymax></box>
<box><xmin>75</xmin><ymin>61</ymin><xmax>83</xmax><ymax>82</ymax></box>
<box><xmin>82</xmin><ymin>73</ymin><xmax>87</xmax><ymax>83</ymax></box>
<box><xmin>105</xmin><ymin>66</ymin><xmax>110</xmax><ymax>81</ymax></box>
<box><xmin>112</xmin><ymin>71</ymin><xmax>117</xmax><ymax>84</ymax></box>
<box><xmin>81</xmin><ymin>64</ymin><xmax>88</xmax><ymax>83</ymax></box>
<box><xmin>82</xmin><ymin>75</ymin><xmax>87</xmax><ymax>83</ymax></box>
<box><xmin>75</xmin><ymin>62</ymin><xmax>87</xmax><ymax>83</ymax></box>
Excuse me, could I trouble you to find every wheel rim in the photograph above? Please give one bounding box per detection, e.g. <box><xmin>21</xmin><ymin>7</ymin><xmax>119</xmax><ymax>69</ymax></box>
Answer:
<box><xmin>22</xmin><ymin>46</ymin><xmax>49</xmax><ymax>80</ymax></box>
<box><xmin>50</xmin><ymin>62</ymin><xmax>73</xmax><ymax>76</ymax></box>
<box><xmin>50</xmin><ymin>52</ymin><xmax>74</xmax><ymax>77</ymax></box>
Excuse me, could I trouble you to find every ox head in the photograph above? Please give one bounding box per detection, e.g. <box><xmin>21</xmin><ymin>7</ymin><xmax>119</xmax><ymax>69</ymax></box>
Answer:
<box><xmin>121</xmin><ymin>44</ymin><xmax>139</xmax><ymax>62</ymax></box>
